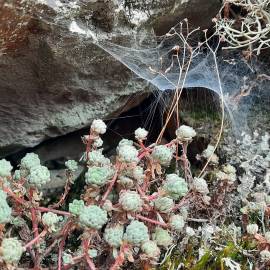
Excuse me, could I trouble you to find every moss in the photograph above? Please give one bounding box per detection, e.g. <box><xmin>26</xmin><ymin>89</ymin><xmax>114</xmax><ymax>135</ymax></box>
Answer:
<box><xmin>158</xmin><ymin>241</ymin><xmax>250</xmax><ymax>270</ymax></box>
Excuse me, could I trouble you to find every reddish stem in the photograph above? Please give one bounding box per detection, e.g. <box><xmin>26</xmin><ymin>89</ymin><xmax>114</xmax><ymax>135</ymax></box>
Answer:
<box><xmin>85</xmin><ymin>253</ymin><xmax>96</xmax><ymax>270</ymax></box>
<box><xmin>164</xmin><ymin>140</ymin><xmax>176</xmax><ymax>148</ymax></box>
<box><xmin>135</xmin><ymin>214</ymin><xmax>168</xmax><ymax>228</ymax></box>
<box><xmin>41</xmin><ymin>238</ymin><xmax>59</xmax><ymax>259</ymax></box>
<box><xmin>136</xmin><ymin>186</ymin><xmax>159</xmax><ymax>202</ymax></box>
<box><xmin>138</xmin><ymin>150</ymin><xmax>151</xmax><ymax>160</ymax></box>
<box><xmin>24</xmin><ymin>229</ymin><xmax>47</xmax><ymax>249</ymax></box>
<box><xmin>82</xmin><ymin>239</ymin><xmax>96</xmax><ymax>270</ymax></box>
<box><xmin>100</xmin><ymin>162</ymin><xmax>121</xmax><ymax>204</ymax></box>
<box><xmin>51</xmin><ymin>175</ymin><xmax>72</xmax><ymax>209</ymax></box>
<box><xmin>138</xmin><ymin>141</ymin><xmax>150</xmax><ymax>152</ymax></box>
<box><xmin>36</xmin><ymin>207</ymin><xmax>71</xmax><ymax>216</ymax></box>
<box><xmin>63</xmin><ymin>255</ymin><xmax>84</xmax><ymax>270</ymax></box>
<box><xmin>85</xmin><ymin>130</ymin><xmax>93</xmax><ymax>162</ymax></box>
<box><xmin>136</xmin><ymin>185</ymin><xmax>146</xmax><ymax>197</ymax></box>
<box><xmin>58</xmin><ymin>221</ymin><xmax>73</xmax><ymax>270</ymax></box>
<box><xmin>30</xmin><ymin>209</ymin><xmax>39</xmax><ymax>237</ymax></box>
<box><xmin>3</xmin><ymin>187</ymin><xmax>27</xmax><ymax>204</ymax></box>
<box><xmin>146</xmin><ymin>193</ymin><xmax>159</xmax><ymax>201</ymax></box>
<box><xmin>172</xmin><ymin>193</ymin><xmax>191</xmax><ymax>211</ymax></box>
<box><xmin>110</xmin><ymin>243</ymin><xmax>130</xmax><ymax>270</ymax></box>
<box><xmin>30</xmin><ymin>208</ymin><xmax>40</xmax><ymax>268</ymax></box>
<box><xmin>181</xmin><ymin>143</ymin><xmax>193</xmax><ymax>183</ymax></box>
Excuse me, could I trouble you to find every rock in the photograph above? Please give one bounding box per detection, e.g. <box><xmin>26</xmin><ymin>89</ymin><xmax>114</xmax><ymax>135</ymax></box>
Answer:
<box><xmin>41</xmin><ymin>165</ymin><xmax>84</xmax><ymax>196</ymax></box>
<box><xmin>0</xmin><ymin>0</ymin><xmax>221</xmax><ymax>157</ymax></box>
<box><xmin>124</xmin><ymin>0</ymin><xmax>221</xmax><ymax>35</ymax></box>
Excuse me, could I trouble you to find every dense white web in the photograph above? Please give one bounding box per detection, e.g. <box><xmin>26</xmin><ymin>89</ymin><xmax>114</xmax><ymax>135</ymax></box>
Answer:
<box><xmin>83</xmin><ymin>22</ymin><xmax>255</xmax><ymax>132</ymax></box>
<box><xmin>35</xmin><ymin>0</ymin><xmax>261</xmax><ymax>133</ymax></box>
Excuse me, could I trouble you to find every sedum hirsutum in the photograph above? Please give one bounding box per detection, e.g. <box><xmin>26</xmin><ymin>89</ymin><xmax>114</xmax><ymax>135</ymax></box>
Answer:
<box><xmin>135</xmin><ymin>127</ymin><xmax>148</xmax><ymax>141</ymax></box>
<box><xmin>124</xmin><ymin>221</ymin><xmax>149</xmax><ymax>245</ymax></box>
<box><xmin>0</xmin><ymin>190</ymin><xmax>12</xmax><ymax>224</ymax></box>
<box><xmin>154</xmin><ymin>196</ymin><xmax>174</xmax><ymax>213</ymax></box>
<box><xmin>91</xmin><ymin>119</ymin><xmax>107</xmax><ymax>135</ymax></box>
<box><xmin>3</xmin><ymin>117</ymin><xmax>257</xmax><ymax>270</ymax></box>
<box><xmin>163</xmin><ymin>174</ymin><xmax>188</xmax><ymax>200</ymax></box>
<box><xmin>42</xmin><ymin>212</ymin><xmax>62</xmax><ymax>231</ymax></box>
<box><xmin>27</xmin><ymin>165</ymin><xmax>51</xmax><ymax>188</ymax></box>
<box><xmin>192</xmin><ymin>177</ymin><xmax>209</xmax><ymax>194</ymax></box>
<box><xmin>118</xmin><ymin>144</ymin><xmax>139</xmax><ymax>163</ymax></box>
<box><xmin>175</xmin><ymin>125</ymin><xmax>196</xmax><ymax>142</ymax></box>
<box><xmin>104</xmin><ymin>225</ymin><xmax>124</xmax><ymax>248</ymax></box>
<box><xmin>0</xmin><ymin>159</ymin><xmax>12</xmax><ymax>178</ymax></box>
<box><xmin>79</xmin><ymin>205</ymin><xmax>108</xmax><ymax>229</ymax></box>
<box><xmin>151</xmin><ymin>145</ymin><xmax>174</xmax><ymax>167</ymax></box>
<box><xmin>85</xmin><ymin>166</ymin><xmax>113</xmax><ymax>187</ymax></box>
<box><xmin>169</xmin><ymin>214</ymin><xmax>185</xmax><ymax>232</ymax></box>
<box><xmin>69</xmin><ymin>199</ymin><xmax>85</xmax><ymax>216</ymax></box>
<box><xmin>1</xmin><ymin>238</ymin><xmax>24</xmax><ymax>264</ymax></box>
<box><xmin>119</xmin><ymin>190</ymin><xmax>143</xmax><ymax>212</ymax></box>
<box><xmin>20</xmin><ymin>153</ymin><xmax>40</xmax><ymax>172</ymax></box>
<box><xmin>152</xmin><ymin>227</ymin><xmax>173</xmax><ymax>247</ymax></box>
<box><xmin>65</xmin><ymin>160</ymin><xmax>78</xmax><ymax>172</ymax></box>
<box><xmin>141</xmin><ymin>240</ymin><xmax>160</xmax><ymax>259</ymax></box>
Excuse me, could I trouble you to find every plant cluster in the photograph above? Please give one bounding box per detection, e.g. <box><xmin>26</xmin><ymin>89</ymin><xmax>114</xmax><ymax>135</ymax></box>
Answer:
<box><xmin>0</xmin><ymin>120</ymin><xmax>269</xmax><ymax>270</ymax></box>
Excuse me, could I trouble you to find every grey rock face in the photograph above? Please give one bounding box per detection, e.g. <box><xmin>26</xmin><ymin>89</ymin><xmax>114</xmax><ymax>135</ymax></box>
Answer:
<box><xmin>0</xmin><ymin>0</ymin><xmax>221</xmax><ymax>157</ymax></box>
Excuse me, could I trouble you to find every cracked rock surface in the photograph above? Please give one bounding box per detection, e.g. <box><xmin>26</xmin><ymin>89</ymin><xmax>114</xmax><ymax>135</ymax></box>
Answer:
<box><xmin>0</xmin><ymin>0</ymin><xmax>220</xmax><ymax>156</ymax></box>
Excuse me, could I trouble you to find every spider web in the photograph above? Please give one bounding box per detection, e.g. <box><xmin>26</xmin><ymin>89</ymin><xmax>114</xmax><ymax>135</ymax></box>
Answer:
<box><xmin>34</xmin><ymin>0</ymin><xmax>262</xmax><ymax>134</ymax></box>
<box><xmin>72</xmin><ymin>20</ymin><xmax>257</xmax><ymax>133</ymax></box>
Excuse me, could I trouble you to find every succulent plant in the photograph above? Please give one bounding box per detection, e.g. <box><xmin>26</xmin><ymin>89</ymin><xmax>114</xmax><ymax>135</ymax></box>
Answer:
<box><xmin>135</xmin><ymin>127</ymin><xmax>148</xmax><ymax>141</ymax></box>
<box><xmin>87</xmin><ymin>150</ymin><xmax>110</xmax><ymax>166</ymax></box>
<box><xmin>260</xmin><ymin>249</ymin><xmax>270</xmax><ymax>262</ymax></box>
<box><xmin>102</xmin><ymin>200</ymin><xmax>113</xmax><ymax>212</ymax></box>
<box><xmin>202</xmin><ymin>144</ymin><xmax>215</xmax><ymax>159</ymax></box>
<box><xmin>175</xmin><ymin>125</ymin><xmax>196</xmax><ymax>141</ymax></box>
<box><xmin>0</xmin><ymin>190</ymin><xmax>12</xmax><ymax>224</ymax></box>
<box><xmin>118</xmin><ymin>144</ymin><xmax>139</xmax><ymax>163</ymax></box>
<box><xmin>27</xmin><ymin>165</ymin><xmax>51</xmax><ymax>188</ymax></box>
<box><xmin>91</xmin><ymin>119</ymin><xmax>107</xmax><ymax>134</ymax></box>
<box><xmin>163</xmin><ymin>174</ymin><xmax>188</xmax><ymax>200</ymax></box>
<box><xmin>154</xmin><ymin>196</ymin><xmax>174</xmax><ymax>213</ymax></box>
<box><xmin>169</xmin><ymin>214</ymin><xmax>185</xmax><ymax>232</ymax></box>
<box><xmin>1</xmin><ymin>238</ymin><xmax>24</xmax><ymax>264</ymax></box>
<box><xmin>79</xmin><ymin>205</ymin><xmax>108</xmax><ymax>229</ymax></box>
<box><xmin>132</xmin><ymin>166</ymin><xmax>144</xmax><ymax>184</ymax></box>
<box><xmin>201</xmin><ymin>145</ymin><xmax>219</xmax><ymax>164</ymax></box>
<box><xmin>151</xmin><ymin>145</ymin><xmax>174</xmax><ymax>166</ymax></box>
<box><xmin>117</xmin><ymin>139</ymin><xmax>133</xmax><ymax>148</ymax></box>
<box><xmin>124</xmin><ymin>220</ymin><xmax>149</xmax><ymax>245</ymax></box>
<box><xmin>62</xmin><ymin>252</ymin><xmax>73</xmax><ymax>265</ymax></box>
<box><xmin>42</xmin><ymin>212</ymin><xmax>62</xmax><ymax>231</ymax></box>
<box><xmin>186</xmin><ymin>226</ymin><xmax>195</xmax><ymax>236</ymax></box>
<box><xmin>141</xmin><ymin>240</ymin><xmax>160</xmax><ymax>259</ymax></box>
<box><xmin>246</xmin><ymin>223</ymin><xmax>258</xmax><ymax>235</ymax></box>
<box><xmin>93</xmin><ymin>137</ymin><xmax>103</xmax><ymax>148</ymax></box>
<box><xmin>192</xmin><ymin>177</ymin><xmax>209</xmax><ymax>194</ymax></box>
<box><xmin>20</xmin><ymin>153</ymin><xmax>40</xmax><ymax>171</ymax></box>
<box><xmin>85</xmin><ymin>166</ymin><xmax>113</xmax><ymax>187</ymax></box>
<box><xmin>265</xmin><ymin>231</ymin><xmax>270</xmax><ymax>243</ymax></box>
<box><xmin>69</xmin><ymin>199</ymin><xmax>85</xmax><ymax>216</ymax></box>
<box><xmin>0</xmin><ymin>159</ymin><xmax>13</xmax><ymax>178</ymax></box>
<box><xmin>119</xmin><ymin>191</ymin><xmax>143</xmax><ymax>212</ymax></box>
<box><xmin>65</xmin><ymin>160</ymin><xmax>78</xmax><ymax>172</ymax></box>
<box><xmin>152</xmin><ymin>228</ymin><xmax>173</xmax><ymax>247</ymax></box>
<box><xmin>104</xmin><ymin>225</ymin><xmax>124</xmax><ymax>248</ymax></box>
<box><xmin>223</xmin><ymin>164</ymin><xmax>236</xmax><ymax>174</ymax></box>
<box><xmin>88</xmin><ymin>249</ymin><xmax>98</xmax><ymax>258</ymax></box>
<box><xmin>118</xmin><ymin>175</ymin><xmax>134</xmax><ymax>188</ymax></box>
<box><xmin>13</xmin><ymin>170</ymin><xmax>21</xmax><ymax>181</ymax></box>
